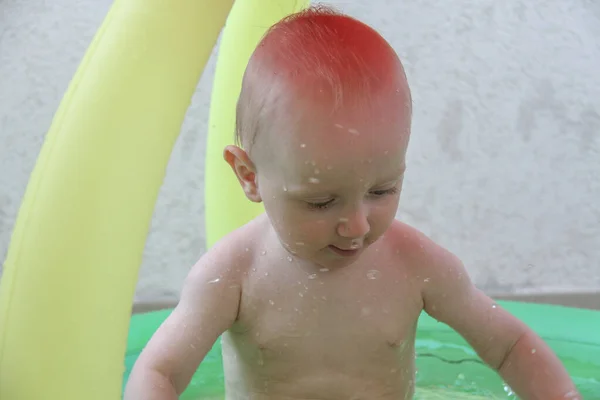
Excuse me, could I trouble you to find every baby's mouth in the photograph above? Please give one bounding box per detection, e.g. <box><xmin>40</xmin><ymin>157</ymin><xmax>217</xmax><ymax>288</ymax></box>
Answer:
<box><xmin>328</xmin><ymin>245</ymin><xmax>361</xmax><ymax>257</ymax></box>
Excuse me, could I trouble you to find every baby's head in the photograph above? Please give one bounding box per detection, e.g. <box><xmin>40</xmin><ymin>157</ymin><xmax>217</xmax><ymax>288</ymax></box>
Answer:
<box><xmin>225</xmin><ymin>5</ymin><xmax>412</xmax><ymax>269</ymax></box>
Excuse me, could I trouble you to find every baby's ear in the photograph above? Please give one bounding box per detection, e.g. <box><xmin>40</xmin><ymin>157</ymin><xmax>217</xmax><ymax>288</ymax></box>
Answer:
<box><xmin>223</xmin><ymin>145</ymin><xmax>262</xmax><ymax>203</ymax></box>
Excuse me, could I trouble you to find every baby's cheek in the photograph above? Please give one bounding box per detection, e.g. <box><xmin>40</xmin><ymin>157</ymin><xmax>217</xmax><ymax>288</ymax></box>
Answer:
<box><xmin>371</xmin><ymin>200</ymin><xmax>398</xmax><ymax>227</ymax></box>
<box><xmin>296</xmin><ymin>216</ymin><xmax>331</xmax><ymax>238</ymax></box>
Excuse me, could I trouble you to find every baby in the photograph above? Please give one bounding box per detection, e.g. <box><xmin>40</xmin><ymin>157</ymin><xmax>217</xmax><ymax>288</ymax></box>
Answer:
<box><xmin>125</xmin><ymin>6</ymin><xmax>581</xmax><ymax>400</ymax></box>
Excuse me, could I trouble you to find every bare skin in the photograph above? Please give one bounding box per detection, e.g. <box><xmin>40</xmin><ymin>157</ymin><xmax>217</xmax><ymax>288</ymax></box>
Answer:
<box><xmin>125</xmin><ymin>7</ymin><xmax>580</xmax><ymax>400</ymax></box>
<box><xmin>125</xmin><ymin>215</ymin><xmax>580</xmax><ymax>400</ymax></box>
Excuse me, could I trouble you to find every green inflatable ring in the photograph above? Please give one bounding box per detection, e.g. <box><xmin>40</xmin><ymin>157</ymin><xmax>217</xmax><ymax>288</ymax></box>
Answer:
<box><xmin>124</xmin><ymin>302</ymin><xmax>600</xmax><ymax>398</ymax></box>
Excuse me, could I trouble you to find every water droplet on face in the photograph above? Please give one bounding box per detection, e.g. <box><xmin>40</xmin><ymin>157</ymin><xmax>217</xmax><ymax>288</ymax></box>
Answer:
<box><xmin>348</xmin><ymin>128</ymin><xmax>360</xmax><ymax>135</ymax></box>
<box><xmin>308</xmin><ymin>177</ymin><xmax>320</xmax><ymax>184</ymax></box>
<box><xmin>531</xmin><ymin>348</ymin><xmax>536</xmax><ymax>354</ymax></box>
<box><xmin>264</xmin><ymin>272</ymin><xmax>269</xmax><ymax>276</ymax></box>
<box><xmin>492</xmin><ymin>304</ymin><xmax>497</xmax><ymax>309</ymax></box>
<box><xmin>503</xmin><ymin>383</ymin><xmax>514</xmax><ymax>396</ymax></box>
<box><xmin>423</xmin><ymin>278</ymin><xmax>430</xmax><ymax>283</ymax></box>
<box><xmin>269</xmin><ymin>299</ymin><xmax>275</xmax><ymax>305</ymax></box>
<box><xmin>299</xmin><ymin>292</ymin><xmax>304</xmax><ymax>297</ymax></box>
<box><xmin>245</xmin><ymin>248</ymin><xmax>249</xmax><ymax>252</ymax></box>
<box><xmin>295</xmin><ymin>241</ymin><xmax>305</xmax><ymax>246</ymax></box>
<box><xmin>208</xmin><ymin>278</ymin><xmax>221</xmax><ymax>284</ymax></box>
<box><xmin>287</xmin><ymin>256</ymin><xmax>293</xmax><ymax>262</ymax></box>
<box><xmin>319</xmin><ymin>268</ymin><xmax>329</xmax><ymax>272</ymax></box>
<box><xmin>300</xmin><ymin>143</ymin><xmax>306</xmax><ymax>148</ymax></box>
<box><xmin>334</xmin><ymin>123</ymin><xmax>344</xmax><ymax>129</ymax></box>
<box><xmin>321</xmin><ymin>295</ymin><xmax>327</xmax><ymax>300</ymax></box>
<box><xmin>283</xmin><ymin>186</ymin><xmax>288</xmax><ymax>192</ymax></box>
<box><xmin>326</xmin><ymin>165</ymin><xmax>333</xmax><ymax>170</ymax></box>
<box><xmin>339</xmin><ymin>217</ymin><xmax>349</xmax><ymax>223</ymax></box>
<box><xmin>261</xmin><ymin>250</ymin><xmax>267</xmax><ymax>255</ymax></box>
<box><xmin>366</xmin><ymin>270</ymin><xmax>380</xmax><ymax>280</ymax></box>
<box><xmin>308</xmin><ymin>273</ymin><xmax>317</xmax><ymax>279</ymax></box>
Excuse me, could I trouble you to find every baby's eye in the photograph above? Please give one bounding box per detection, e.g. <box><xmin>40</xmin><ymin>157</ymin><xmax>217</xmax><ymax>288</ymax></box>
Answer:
<box><xmin>370</xmin><ymin>187</ymin><xmax>399</xmax><ymax>197</ymax></box>
<box><xmin>307</xmin><ymin>199</ymin><xmax>334</xmax><ymax>210</ymax></box>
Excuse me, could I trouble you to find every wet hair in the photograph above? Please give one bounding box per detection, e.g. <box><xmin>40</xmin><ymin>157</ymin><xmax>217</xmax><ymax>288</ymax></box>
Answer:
<box><xmin>235</xmin><ymin>4</ymin><xmax>408</xmax><ymax>153</ymax></box>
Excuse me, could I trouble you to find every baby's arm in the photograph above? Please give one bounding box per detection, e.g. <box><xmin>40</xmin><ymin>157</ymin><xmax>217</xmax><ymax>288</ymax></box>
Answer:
<box><xmin>411</xmin><ymin>231</ymin><xmax>581</xmax><ymax>400</ymax></box>
<box><xmin>124</xmin><ymin>239</ymin><xmax>243</xmax><ymax>400</ymax></box>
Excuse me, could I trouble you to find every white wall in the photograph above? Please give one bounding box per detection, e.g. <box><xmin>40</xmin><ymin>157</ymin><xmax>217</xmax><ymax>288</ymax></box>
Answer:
<box><xmin>1</xmin><ymin>0</ymin><xmax>599</xmax><ymax>304</ymax></box>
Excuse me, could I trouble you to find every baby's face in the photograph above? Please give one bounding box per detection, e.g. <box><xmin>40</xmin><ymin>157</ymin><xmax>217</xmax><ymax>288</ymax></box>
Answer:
<box><xmin>256</xmin><ymin>94</ymin><xmax>411</xmax><ymax>270</ymax></box>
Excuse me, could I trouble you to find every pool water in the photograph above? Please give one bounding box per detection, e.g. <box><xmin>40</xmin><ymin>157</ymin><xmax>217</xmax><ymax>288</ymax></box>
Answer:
<box><xmin>124</xmin><ymin>302</ymin><xmax>600</xmax><ymax>399</ymax></box>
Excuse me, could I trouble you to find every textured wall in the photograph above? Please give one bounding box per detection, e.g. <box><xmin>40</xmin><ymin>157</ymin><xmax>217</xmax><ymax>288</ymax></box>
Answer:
<box><xmin>1</xmin><ymin>0</ymin><xmax>599</xmax><ymax>303</ymax></box>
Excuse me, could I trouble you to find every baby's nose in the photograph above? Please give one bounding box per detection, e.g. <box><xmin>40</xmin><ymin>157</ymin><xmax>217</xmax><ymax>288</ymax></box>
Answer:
<box><xmin>337</xmin><ymin>210</ymin><xmax>370</xmax><ymax>239</ymax></box>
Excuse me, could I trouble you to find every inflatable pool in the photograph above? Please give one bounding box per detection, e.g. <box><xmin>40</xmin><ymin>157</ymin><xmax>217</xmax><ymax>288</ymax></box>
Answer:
<box><xmin>124</xmin><ymin>301</ymin><xmax>600</xmax><ymax>399</ymax></box>
<box><xmin>0</xmin><ymin>0</ymin><xmax>598</xmax><ymax>399</ymax></box>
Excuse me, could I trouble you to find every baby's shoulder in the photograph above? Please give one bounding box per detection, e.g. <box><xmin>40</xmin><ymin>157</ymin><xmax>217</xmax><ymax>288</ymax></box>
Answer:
<box><xmin>383</xmin><ymin>220</ymin><xmax>460</xmax><ymax>273</ymax></box>
<box><xmin>189</xmin><ymin>214</ymin><xmax>270</xmax><ymax>280</ymax></box>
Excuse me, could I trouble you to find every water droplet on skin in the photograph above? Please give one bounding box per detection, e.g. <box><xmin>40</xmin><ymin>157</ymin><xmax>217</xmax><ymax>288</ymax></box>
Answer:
<box><xmin>208</xmin><ymin>278</ymin><xmax>221</xmax><ymax>284</ymax></box>
<box><xmin>424</xmin><ymin>278</ymin><xmax>430</xmax><ymax>283</ymax></box>
<box><xmin>300</xmin><ymin>143</ymin><xmax>306</xmax><ymax>148</ymax></box>
<box><xmin>503</xmin><ymin>383</ymin><xmax>514</xmax><ymax>396</ymax></box>
<box><xmin>269</xmin><ymin>300</ymin><xmax>275</xmax><ymax>305</ymax></box>
<box><xmin>190</xmin><ymin>344</ymin><xmax>196</xmax><ymax>349</ymax></box>
<box><xmin>334</xmin><ymin>123</ymin><xmax>344</xmax><ymax>129</ymax></box>
<box><xmin>287</xmin><ymin>256</ymin><xmax>293</xmax><ymax>262</ymax></box>
<box><xmin>308</xmin><ymin>177</ymin><xmax>320</xmax><ymax>184</ymax></box>
<box><xmin>299</xmin><ymin>292</ymin><xmax>304</xmax><ymax>297</ymax></box>
<box><xmin>326</xmin><ymin>165</ymin><xmax>333</xmax><ymax>170</ymax></box>
<box><xmin>261</xmin><ymin>250</ymin><xmax>267</xmax><ymax>255</ymax></box>
<box><xmin>283</xmin><ymin>186</ymin><xmax>288</xmax><ymax>192</ymax></box>
<box><xmin>366</xmin><ymin>270</ymin><xmax>381</xmax><ymax>280</ymax></box>
<box><xmin>264</xmin><ymin>272</ymin><xmax>269</xmax><ymax>276</ymax></box>
<box><xmin>492</xmin><ymin>304</ymin><xmax>497</xmax><ymax>309</ymax></box>
<box><xmin>308</xmin><ymin>274</ymin><xmax>317</xmax><ymax>279</ymax></box>
<box><xmin>531</xmin><ymin>348</ymin><xmax>536</xmax><ymax>354</ymax></box>
<box><xmin>319</xmin><ymin>268</ymin><xmax>329</xmax><ymax>272</ymax></box>
<box><xmin>339</xmin><ymin>217</ymin><xmax>349</xmax><ymax>222</ymax></box>
<box><xmin>245</xmin><ymin>248</ymin><xmax>249</xmax><ymax>252</ymax></box>
<box><xmin>348</xmin><ymin>128</ymin><xmax>360</xmax><ymax>135</ymax></box>
<box><xmin>251</xmin><ymin>267</ymin><xmax>257</xmax><ymax>272</ymax></box>
<box><xmin>295</xmin><ymin>242</ymin><xmax>305</xmax><ymax>246</ymax></box>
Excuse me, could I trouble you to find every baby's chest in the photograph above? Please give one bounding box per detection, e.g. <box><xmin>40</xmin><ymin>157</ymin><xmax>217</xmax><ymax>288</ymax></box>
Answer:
<box><xmin>238</xmin><ymin>278</ymin><xmax>421</xmax><ymax>365</ymax></box>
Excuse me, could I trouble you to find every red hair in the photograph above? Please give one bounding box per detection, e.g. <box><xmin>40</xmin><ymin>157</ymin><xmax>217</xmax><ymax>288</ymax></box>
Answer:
<box><xmin>235</xmin><ymin>5</ymin><xmax>408</xmax><ymax>150</ymax></box>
